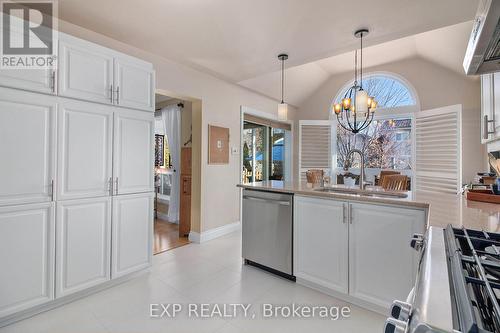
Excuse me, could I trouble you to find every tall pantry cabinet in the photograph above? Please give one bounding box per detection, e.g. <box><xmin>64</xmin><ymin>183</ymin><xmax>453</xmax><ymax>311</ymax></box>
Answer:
<box><xmin>0</xmin><ymin>29</ymin><xmax>155</xmax><ymax>323</ymax></box>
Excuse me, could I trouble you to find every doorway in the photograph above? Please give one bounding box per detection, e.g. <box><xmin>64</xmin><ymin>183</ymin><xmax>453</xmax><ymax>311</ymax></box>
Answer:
<box><xmin>153</xmin><ymin>93</ymin><xmax>191</xmax><ymax>254</ymax></box>
<box><xmin>241</xmin><ymin>112</ymin><xmax>292</xmax><ymax>184</ymax></box>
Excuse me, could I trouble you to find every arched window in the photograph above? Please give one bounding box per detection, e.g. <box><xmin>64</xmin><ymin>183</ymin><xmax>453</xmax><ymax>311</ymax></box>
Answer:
<box><xmin>334</xmin><ymin>73</ymin><xmax>417</xmax><ymax>109</ymax></box>
<box><xmin>334</xmin><ymin>73</ymin><xmax>418</xmax><ymax>178</ymax></box>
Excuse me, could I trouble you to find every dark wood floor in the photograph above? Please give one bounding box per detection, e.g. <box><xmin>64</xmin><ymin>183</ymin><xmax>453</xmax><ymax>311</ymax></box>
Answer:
<box><xmin>153</xmin><ymin>219</ymin><xmax>190</xmax><ymax>255</ymax></box>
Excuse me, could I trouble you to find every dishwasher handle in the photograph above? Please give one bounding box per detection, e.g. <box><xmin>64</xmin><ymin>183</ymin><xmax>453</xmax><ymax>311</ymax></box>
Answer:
<box><xmin>243</xmin><ymin>195</ymin><xmax>291</xmax><ymax>206</ymax></box>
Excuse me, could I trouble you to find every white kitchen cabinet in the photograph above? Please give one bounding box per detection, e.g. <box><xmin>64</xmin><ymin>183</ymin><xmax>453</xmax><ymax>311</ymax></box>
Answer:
<box><xmin>58</xmin><ymin>35</ymin><xmax>114</xmax><ymax>105</ymax></box>
<box><xmin>56</xmin><ymin>197</ymin><xmax>111</xmax><ymax>297</ymax></box>
<box><xmin>348</xmin><ymin>203</ymin><xmax>425</xmax><ymax>309</ymax></box>
<box><xmin>294</xmin><ymin>196</ymin><xmax>348</xmax><ymax>294</ymax></box>
<box><xmin>0</xmin><ymin>87</ymin><xmax>56</xmax><ymax>206</ymax></box>
<box><xmin>113</xmin><ymin>110</ymin><xmax>154</xmax><ymax>195</ymax></box>
<box><xmin>57</xmin><ymin>100</ymin><xmax>114</xmax><ymax>200</ymax></box>
<box><xmin>111</xmin><ymin>193</ymin><xmax>153</xmax><ymax>278</ymax></box>
<box><xmin>0</xmin><ymin>202</ymin><xmax>55</xmax><ymax>318</ymax></box>
<box><xmin>114</xmin><ymin>57</ymin><xmax>155</xmax><ymax>111</ymax></box>
<box><xmin>0</xmin><ymin>68</ymin><xmax>55</xmax><ymax>94</ymax></box>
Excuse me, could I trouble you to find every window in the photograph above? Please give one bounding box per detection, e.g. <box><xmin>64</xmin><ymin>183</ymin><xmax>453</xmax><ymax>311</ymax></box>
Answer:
<box><xmin>337</xmin><ymin>118</ymin><xmax>412</xmax><ymax>170</ymax></box>
<box><xmin>334</xmin><ymin>73</ymin><xmax>417</xmax><ymax>184</ymax></box>
<box><xmin>335</xmin><ymin>74</ymin><xmax>416</xmax><ymax>109</ymax></box>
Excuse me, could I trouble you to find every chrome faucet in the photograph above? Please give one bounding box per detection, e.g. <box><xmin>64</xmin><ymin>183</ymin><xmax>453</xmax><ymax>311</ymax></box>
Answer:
<box><xmin>347</xmin><ymin>149</ymin><xmax>366</xmax><ymax>190</ymax></box>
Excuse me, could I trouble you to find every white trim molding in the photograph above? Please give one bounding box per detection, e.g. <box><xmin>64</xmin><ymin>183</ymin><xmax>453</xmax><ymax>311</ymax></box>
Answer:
<box><xmin>188</xmin><ymin>221</ymin><xmax>241</xmax><ymax>243</ymax></box>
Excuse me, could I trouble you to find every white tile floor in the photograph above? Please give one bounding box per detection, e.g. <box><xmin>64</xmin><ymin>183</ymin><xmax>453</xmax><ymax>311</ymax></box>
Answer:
<box><xmin>0</xmin><ymin>231</ymin><xmax>384</xmax><ymax>333</ymax></box>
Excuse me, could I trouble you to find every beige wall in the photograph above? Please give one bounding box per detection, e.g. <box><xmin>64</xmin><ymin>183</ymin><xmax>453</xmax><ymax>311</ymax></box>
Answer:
<box><xmin>57</xmin><ymin>20</ymin><xmax>297</xmax><ymax>233</ymax></box>
<box><xmin>298</xmin><ymin>56</ymin><xmax>486</xmax><ymax>183</ymax></box>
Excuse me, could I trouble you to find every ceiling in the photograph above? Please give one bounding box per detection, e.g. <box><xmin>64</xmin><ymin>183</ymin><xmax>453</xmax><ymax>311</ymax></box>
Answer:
<box><xmin>58</xmin><ymin>0</ymin><xmax>479</xmax><ymax>105</ymax></box>
<box><xmin>239</xmin><ymin>21</ymin><xmax>475</xmax><ymax>106</ymax></box>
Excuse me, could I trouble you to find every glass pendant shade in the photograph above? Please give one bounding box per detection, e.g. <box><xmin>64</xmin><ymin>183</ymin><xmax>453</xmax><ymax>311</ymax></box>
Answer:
<box><xmin>278</xmin><ymin>102</ymin><xmax>288</xmax><ymax>120</ymax></box>
<box><xmin>355</xmin><ymin>89</ymin><xmax>368</xmax><ymax>113</ymax></box>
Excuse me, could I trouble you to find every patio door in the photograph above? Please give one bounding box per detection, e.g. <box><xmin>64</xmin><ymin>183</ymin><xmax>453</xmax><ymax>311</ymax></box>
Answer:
<box><xmin>241</xmin><ymin>113</ymin><xmax>291</xmax><ymax>183</ymax></box>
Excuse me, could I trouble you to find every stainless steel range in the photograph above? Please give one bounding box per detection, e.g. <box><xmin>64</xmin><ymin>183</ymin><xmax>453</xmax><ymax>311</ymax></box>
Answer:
<box><xmin>385</xmin><ymin>225</ymin><xmax>500</xmax><ymax>333</ymax></box>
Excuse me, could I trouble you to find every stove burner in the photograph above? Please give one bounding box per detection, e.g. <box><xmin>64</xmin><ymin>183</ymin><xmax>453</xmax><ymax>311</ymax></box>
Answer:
<box><xmin>445</xmin><ymin>225</ymin><xmax>500</xmax><ymax>333</ymax></box>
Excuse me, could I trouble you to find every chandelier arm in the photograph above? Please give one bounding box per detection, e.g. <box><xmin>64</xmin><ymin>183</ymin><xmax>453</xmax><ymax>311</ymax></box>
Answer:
<box><xmin>358</xmin><ymin>112</ymin><xmax>375</xmax><ymax>132</ymax></box>
<box><xmin>356</xmin><ymin>109</ymin><xmax>372</xmax><ymax>132</ymax></box>
<box><xmin>336</xmin><ymin>113</ymin><xmax>352</xmax><ymax>132</ymax></box>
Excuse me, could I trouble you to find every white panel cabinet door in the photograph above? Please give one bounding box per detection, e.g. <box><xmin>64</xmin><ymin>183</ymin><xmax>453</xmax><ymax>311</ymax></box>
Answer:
<box><xmin>493</xmin><ymin>72</ymin><xmax>500</xmax><ymax>136</ymax></box>
<box><xmin>0</xmin><ymin>87</ymin><xmax>56</xmax><ymax>206</ymax></box>
<box><xmin>56</xmin><ymin>197</ymin><xmax>111</xmax><ymax>297</ymax></box>
<box><xmin>0</xmin><ymin>68</ymin><xmax>55</xmax><ymax>94</ymax></box>
<box><xmin>481</xmin><ymin>74</ymin><xmax>495</xmax><ymax>143</ymax></box>
<box><xmin>111</xmin><ymin>193</ymin><xmax>153</xmax><ymax>278</ymax></box>
<box><xmin>0</xmin><ymin>203</ymin><xmax>55</xmax><ymax>318</ymax></box>
<box><xmin>113</xmin><ymin>110</ymin><xmax>154</xmax><ymax>195</ymax></box>
<box><xmin>349</xmin><ymin>203</ymin><xmax>426</xmax><ymax>309</ymax></box>
<box><xmin>294</xmin><ymin>196</ymin><xmax>348</xmax><ymax>294</ymax></box>
<box><xmin>114</xmin><ymin>57</ymin><xmax>155</xmax><ymax>111</ymax></box>
<box><xmin>58</xmin><ymin>35</ymin><xmax>114</xmax><ymax>105</ymax></box>
<box><xmin>57</xmin><ymin>100</ymin><xmax>114</xmax><ymax>200</ymax></box>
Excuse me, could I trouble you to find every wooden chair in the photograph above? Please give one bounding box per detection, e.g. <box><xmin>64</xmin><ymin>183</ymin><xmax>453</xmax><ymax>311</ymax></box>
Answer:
<box><xmin>381</xmin><ymin>175</ymin><xmax>409</xmax><ymax>191</ymax></box>
<box><xmin>377</xmin><ymin>170</ymin><xmax>401</xmax><ymax>186</ymax></box>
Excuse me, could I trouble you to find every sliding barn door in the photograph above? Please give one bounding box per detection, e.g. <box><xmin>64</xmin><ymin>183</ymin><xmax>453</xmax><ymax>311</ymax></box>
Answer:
<box><xmin>298</xmin><ymin>120</ymin><xmax>333</xmax><ymax>183</ymax></box>
<box><xmin>415</xmin><ymin>105</ymin><xmax>462</xmax><ymax>194</ymax></box>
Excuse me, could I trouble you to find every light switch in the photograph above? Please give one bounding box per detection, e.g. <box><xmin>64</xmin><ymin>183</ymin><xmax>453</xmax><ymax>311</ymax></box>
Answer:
<box><xmin>231</xmin><ymin>147</ymin><xmax>239</xmax><ymax>155</ymax></box>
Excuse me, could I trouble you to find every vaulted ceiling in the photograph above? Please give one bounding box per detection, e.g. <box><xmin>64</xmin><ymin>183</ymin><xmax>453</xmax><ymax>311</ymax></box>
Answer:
<box><xmin>59</xmin><ymin>0</ymin><xmax>478</xmax><ymax>105</ymax></box>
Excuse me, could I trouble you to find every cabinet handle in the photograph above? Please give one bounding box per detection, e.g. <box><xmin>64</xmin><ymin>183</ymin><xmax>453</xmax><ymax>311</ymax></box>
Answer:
<box><xmin>108</xmin><ymin>177</ymin><xmax>113</xmax><ymax>196</ymax></box>
<box><xmin>50</xmin><ymin>179</ymin><xmax>54</xmax><ymax>201</ymax></box>
<box><xmin>109</xmin><ymin>85</ymin><xmax>114</xmax><ymax>103</ymax></box>
<box><xmin>484</xmin><ymin>115</ymin><xmax>495</xmax><ymax>140</ymax></box>
<box><xmin>342</xmin><ymin>203</ymin><xmax>346</xmax><ymax>224</ymax></box>
<box><xmin>115</xmin><ymin>177</ymin><xmax>119</xmax><ymax>195</ymax></box>
<box><xmin>115</xmin><ymin>86</ymin><xmax>120</xmax><ymax>104</ymax></box>
<box><xmin>349</xmin><ymin>204</ymin><xmax>353</xmax><ymax>224</ymax></box>
<box><xmin>50</xmin><ymin>71</ymin><xmax>56</xmax><ymax>93</ymax></box>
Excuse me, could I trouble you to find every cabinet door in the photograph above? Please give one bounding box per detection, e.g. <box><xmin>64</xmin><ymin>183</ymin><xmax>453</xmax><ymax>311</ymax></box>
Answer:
<box><xmin>0</xmin><ymin>87</ymin><xmax>56</xmax><ymax>206</ymax></box>
<box><xmin>493</xmin><ymin>73</ymin><xmax>500</xmax><ymax>136</ymax></box>
<box><xmin>349</xmin><ymin>203</ymin><xmax>425</xmax><ymax>309</ymax></box>
<box><xmin>294</xmin><ymin>196</ymin><xmax>348</xmax><ymax>293</ymax></box>
<box><xmin>58</xmin><ymin>100</ymin><xmax>113</xmax><ymax>200</ymax></box>
<box><xmin>0</xmin><ymin>68</ymin><xmax>55</xmax><ymax>94</ymax></box>
<box><xmin>56</xmin><ymin>197</ymin><xmax>111</xmax><ymax>297</ymax></box>
<box><xmin>114</xmin><ymin>57</ymin><xmax>155</xmax><ymax>111</ymax></box>
<box><xmin>0</xmin><ymin>203</ymin><xmax>55</xmax><ymax>318</ymax></box>
<box><xmin>113</xmin><ymin>110</ymin><xmax>154</xmax><ymax>195</ymax></box>
<box><xmin>111</xmin><ymin>193</ymin><xmax>153</xmax><ymax>278</ymax></box>
<box><xmin>58</xmin><ymin>36</ymin><xmax>114</xmax><ymax>104</ymax></box>
<box><xmin>481</xmin><ymin>74</ymin><xmax>495</xmax><ymax>143</ymax></box>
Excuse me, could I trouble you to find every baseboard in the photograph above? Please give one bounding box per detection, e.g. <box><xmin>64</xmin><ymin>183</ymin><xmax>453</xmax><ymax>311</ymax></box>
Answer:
<box><xmin>189</xmin><ymin>221</ymin><xmax>241</xmax><ymax>243</ymax></box>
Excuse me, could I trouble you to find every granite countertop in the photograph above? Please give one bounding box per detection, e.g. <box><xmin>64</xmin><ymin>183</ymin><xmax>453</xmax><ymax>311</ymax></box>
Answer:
<box><xmin>238</xmin><ymin>181</ymin><xmax>500</xmax><ymax>233</ymax></box>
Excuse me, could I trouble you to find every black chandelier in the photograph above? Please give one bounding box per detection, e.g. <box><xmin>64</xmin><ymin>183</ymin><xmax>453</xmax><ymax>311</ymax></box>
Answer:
<box><xmin>333</xmin><ymin>29</ymin><xmax>377</xmax><ymax>134</ymax></box>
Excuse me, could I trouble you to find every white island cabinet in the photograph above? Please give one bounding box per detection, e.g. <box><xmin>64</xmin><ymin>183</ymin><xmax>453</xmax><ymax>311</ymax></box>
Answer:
<box><xmin>294</xmin><ymin>195</ymin><xmax>426</xmax><ymax>314</ymax></box>
<box><xmin>294</xmin><ymin>196</ymin><xmax>348</xmax><ymax>294</ymax></box>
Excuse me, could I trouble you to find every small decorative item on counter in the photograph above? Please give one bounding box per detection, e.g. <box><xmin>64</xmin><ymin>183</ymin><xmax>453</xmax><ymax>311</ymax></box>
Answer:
<box><xmin>344</xmin><ymin>176</ymin><xmax>356</xmax><ymax>187</ymax></box>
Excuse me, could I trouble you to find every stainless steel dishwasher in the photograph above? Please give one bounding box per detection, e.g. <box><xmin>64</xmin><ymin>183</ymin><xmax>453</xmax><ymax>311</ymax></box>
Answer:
<box><xmin>242</xmin><ymin>189</ymin><xmax>294</xmax><ymax>280</ymax></box>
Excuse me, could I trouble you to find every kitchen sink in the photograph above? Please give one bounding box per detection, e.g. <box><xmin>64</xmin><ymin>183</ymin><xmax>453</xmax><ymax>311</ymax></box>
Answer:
<box><xmin>314</xmin><ymin>187</ymin><xmax>408</xmax><ymax>198</ymax></box>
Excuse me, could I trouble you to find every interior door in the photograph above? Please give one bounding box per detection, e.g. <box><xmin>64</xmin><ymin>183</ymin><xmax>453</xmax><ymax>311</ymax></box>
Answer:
<box><xmin>111</xmin><ymin>193</ymin><xmax>153</xmax><ymax>278</ymax></box>
<box><xmin>0</xmin><ymin>87</ymin><xmax>56</xmax><ymax>206</ymax></box>
<box><xmin>349</xmin><ymin>202</ymin><xmax>425</xmax><ymax>309</ymax></box>
<box><xmin>57</xmin><ymin>100</ymin><xmax>114</xmax><ymax>200</ymax></box>
<box><xmin>0</xmin><ymin>202</ymin><xmax>55</xmax><ymax>318</ymax></box>
<box><xmin>114</xmin><ymin>57</ymin><xmax>155</xmax><ymax>111</ymax></box>
<box><xmin>58</xmin><ymin>36</ymin><xmax>114</xmax><ymax>104</ymax></box>
<box><xmin>113</xmin><ymin>109</ymin><xmax>154</xmax><ymax>195</ymax></box>
<box><xmin>56</xmin><ymin>197</ymin><xmax>111</xmax><ymax>297</ymax></box>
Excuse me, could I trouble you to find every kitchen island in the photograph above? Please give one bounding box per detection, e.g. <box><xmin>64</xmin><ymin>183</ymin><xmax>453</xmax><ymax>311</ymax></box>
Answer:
<box><xmin>238</xmin><ymin>180</ymin><xmax>500</xmax><ymax>315</ymax></box>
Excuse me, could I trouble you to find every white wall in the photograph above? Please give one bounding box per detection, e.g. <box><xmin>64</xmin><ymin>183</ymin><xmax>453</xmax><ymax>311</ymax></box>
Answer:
<box><xmin>57</xmin><ymin>20</ymin><xmax>298</xmax><ymax>233</ymax></box>
<box><xmin>298</xmin><ymin>56</ymin><xmax>485</xmax><ymax>183</ymax></box>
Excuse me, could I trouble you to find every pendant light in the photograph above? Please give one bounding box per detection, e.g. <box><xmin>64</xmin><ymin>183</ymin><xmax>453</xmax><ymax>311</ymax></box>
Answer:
<box><xmin>333</xmin><ymin>29</ymin><xmax>377</xmax><ymax>134</ymax></box>
<box><xmin>277</xmin><ymin>53</ymin><xmax>288</xmax><ymax>121</ymax></box>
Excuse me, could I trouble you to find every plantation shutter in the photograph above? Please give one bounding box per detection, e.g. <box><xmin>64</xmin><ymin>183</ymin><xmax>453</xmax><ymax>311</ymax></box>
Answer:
<box><xmin>415</xmin><ymin>105</ymin><xmax>462</xmax><ymax>194</ymax></box>
<box><xmin>299</xmin><ymin>120</ymin><xmax>333</xmax><ymax>183</ymax></box>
